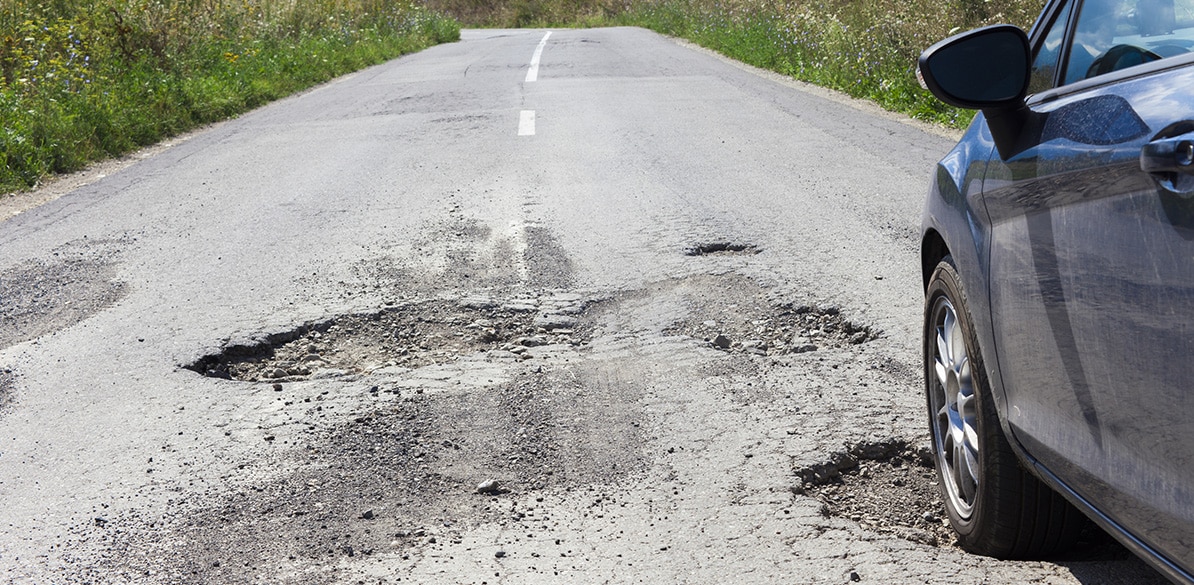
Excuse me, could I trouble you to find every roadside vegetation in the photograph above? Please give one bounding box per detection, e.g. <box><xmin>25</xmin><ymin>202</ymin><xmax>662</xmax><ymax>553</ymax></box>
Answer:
<box><xmin>617</xmin><ymin>0</ymin><xmax>1042</xmax><ymax>127</ymax></box>
<box><xmin>0</xmin><ymin>0</ymin><xmax>458</xmax><ymax>192</ymax></box>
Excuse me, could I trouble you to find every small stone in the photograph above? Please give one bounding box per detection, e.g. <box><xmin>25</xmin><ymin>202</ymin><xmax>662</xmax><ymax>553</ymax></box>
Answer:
<box><xmin>272</xmin><ymin>383</ymin><xmax>283</xmax><ymax>392</ymax></box>
<box><xmin>534</xmin><ymin>314</ymin><xmax>577</xmax><ymax>330</ymax></box>
<box><xmin>712</xmin><ymin>334</ymin><xmax>732</xmax><ymax>349</ymax></box>
<box><xmin>265</xmin><ymin>368</ymin><xmax>288</xmax><ymax>379</ymax></box>
<box><xmin>793</xmin><ymin>344</ymin><xmax>818</xmax><ymax>353</ymax></box>
<box><xmin>850</xmin><ymin>570</ymin><xmax>861</xmax><ymax>582</ymax></box>
<box><xmin>477</xmin><ymin>479</ymin><xmax>503</xmax><ymax>495</ymax></box>
<box><xmin>495</xmin><ymin>550</ymin><xmax>506</xmax><ymax>558</ymax></box>
<box><xmin>361</xmin><ymin>510</ymin><xmax>375</xmax><ymax>520</ymax></box>
<box><xmin>849</xmin><ymin>332</ymin><xmax>868</xmax><ymax>344</ymax></box>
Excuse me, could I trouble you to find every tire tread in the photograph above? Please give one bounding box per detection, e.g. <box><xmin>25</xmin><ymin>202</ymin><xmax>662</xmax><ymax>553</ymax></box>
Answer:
<box><xmin>926</xmin><ymin>257</ymin><xmax>1085</xmax><ymax>560</ymax></box>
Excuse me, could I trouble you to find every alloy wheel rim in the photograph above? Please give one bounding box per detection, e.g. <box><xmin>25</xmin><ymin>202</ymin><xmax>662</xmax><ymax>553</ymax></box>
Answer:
<box><xmin>930</xmin><ymin>296</ymin><xmax>979</xmax><ymax>519</ymax></box>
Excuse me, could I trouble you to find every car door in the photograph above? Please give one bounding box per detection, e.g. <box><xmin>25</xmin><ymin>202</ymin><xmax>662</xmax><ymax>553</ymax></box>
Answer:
<box><xmin>981</xmin><ymin>0</ymin><xmax>1194</xmax><ymax>569</ymax></box>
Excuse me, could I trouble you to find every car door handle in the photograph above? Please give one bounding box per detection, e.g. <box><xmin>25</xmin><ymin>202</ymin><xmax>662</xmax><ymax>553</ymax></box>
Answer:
<box><xmin>1141</xmin><ymin>134</ymin><xmax>1194</xmax><ymax>175</ymax></box>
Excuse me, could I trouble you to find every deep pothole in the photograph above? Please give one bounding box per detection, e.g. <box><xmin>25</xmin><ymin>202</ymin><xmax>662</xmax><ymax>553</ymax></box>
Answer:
<box><xmin>683</xmin><ymin>242</ymin><xmax>761</xmax><ymax>256</ymax></box>
<box><xmin>794</xmin><ymin>439</ymin><xmax>954</xmax><ymax>547</ymax></box>
<box><xmin>186</xmin><ymin>297</ymin><xmax>592</xmax><ymax>382</ymax></box>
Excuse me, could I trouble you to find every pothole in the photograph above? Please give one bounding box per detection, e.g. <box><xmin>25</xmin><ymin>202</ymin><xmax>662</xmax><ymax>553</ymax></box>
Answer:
<box><xmin>794</xmin><ymin>439</ymin><xmax>953</xmax><ymax>547</ymax></box>
<box><xmin>796</xmin><ymin>440</ymin><xmax>1147</xmax><ymax>563</ymax></box>
<box><xmin>683</xmin><ymin>242</ymin><xmax>761</xmax><ymax>256</ymax></box>
<box><xmin>186</xmin><ymin>297</ymin><xmax>592</xmax><ymax>382</ymax></box>
<box><xmin>665</xmin><ymin>280</ymin><xmax>882</xmax><ymax>356</ymax></box>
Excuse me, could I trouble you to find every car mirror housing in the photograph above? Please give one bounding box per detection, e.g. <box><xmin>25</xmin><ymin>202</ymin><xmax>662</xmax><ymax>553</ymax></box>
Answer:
<box><xmin>918</xmin><ymin>25</ymin><xmax>1031</xmax><ymax>110</ymax></box>
<box><xmin>919</xmin><ymin>25</ymin><xmax>1034</xmax><ymax>159</ymax></box>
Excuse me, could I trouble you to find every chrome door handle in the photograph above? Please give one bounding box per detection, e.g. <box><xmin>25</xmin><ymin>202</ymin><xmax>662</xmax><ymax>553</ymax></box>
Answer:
<box><xmin>1142</xmin><ymin>134</ymin><xmax>1194</xmax><ymax>175</ymax></box>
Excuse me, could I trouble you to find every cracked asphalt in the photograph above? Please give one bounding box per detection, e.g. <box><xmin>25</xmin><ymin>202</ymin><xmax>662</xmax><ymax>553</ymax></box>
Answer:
<box><xmin>0</xmin><ymin>28</ymin><xmax>1170</xmax><ymax>584</ymax></box>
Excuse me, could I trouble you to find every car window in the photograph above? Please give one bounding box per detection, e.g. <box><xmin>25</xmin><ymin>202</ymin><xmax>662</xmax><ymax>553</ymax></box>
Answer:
<box><xmin>1064</xmin><ymin>0</ymin><xmax>1194</xmax><ymax>84</ymax></box>
<box><xmin>1029</xmin><ymin>0</ymin><xmax>1075</xmax><ymax>94</ymax></box>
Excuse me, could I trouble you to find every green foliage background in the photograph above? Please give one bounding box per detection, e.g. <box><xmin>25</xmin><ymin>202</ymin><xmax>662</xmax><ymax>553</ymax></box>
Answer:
<box><xmin>0</xmin><ymin>0</ymin><xmax>458</xmax><ymax>192</ymax></box>
<box><xmin>617</xmin><ymin>0</ymin><xmax>1041</xmax><ymax>127</ymax></box>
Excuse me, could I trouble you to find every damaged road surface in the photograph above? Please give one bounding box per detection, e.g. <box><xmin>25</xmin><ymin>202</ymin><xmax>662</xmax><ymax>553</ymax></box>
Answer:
<box><xmin>0</xmin><ymin>28</ymin><xmax>1167</xmax><ymax>585</ymax></box>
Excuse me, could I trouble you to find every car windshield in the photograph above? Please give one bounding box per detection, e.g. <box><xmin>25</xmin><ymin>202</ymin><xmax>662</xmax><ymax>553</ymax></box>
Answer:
<box><xmin>1064</xmin><ymin>0</ymin><xmax>1194</xmax><ymax>83</ymax></box>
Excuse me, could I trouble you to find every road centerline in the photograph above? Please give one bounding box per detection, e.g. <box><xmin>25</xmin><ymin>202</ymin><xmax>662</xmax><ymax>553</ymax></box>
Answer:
<box><xmin>525</xmin><ymin>31</ymin><xmax>552</xmax><ymax>83</ymax></box>
<box><xmin>519</xmin><ymin>110</ymin><xmax>536</xmax><ymax>136</ymax></box>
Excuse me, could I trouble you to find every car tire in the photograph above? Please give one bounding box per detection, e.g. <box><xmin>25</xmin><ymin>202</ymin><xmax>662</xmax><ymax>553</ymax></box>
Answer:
<box><xmin>924</xmin><ymin>257</ymin><xmax>1084</xmax><ymax>559</ymax></box>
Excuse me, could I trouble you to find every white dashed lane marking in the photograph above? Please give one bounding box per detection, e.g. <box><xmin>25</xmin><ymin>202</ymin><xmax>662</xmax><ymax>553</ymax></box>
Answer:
<box><xmin>519</xmin><ymin>110</ymin><xmax>536</xmax><ymax>136</ymax></box>
<box><xmin>519</xmin><ymin>31</ymin><xmax>551</xmax><ymax>136</ymax></box>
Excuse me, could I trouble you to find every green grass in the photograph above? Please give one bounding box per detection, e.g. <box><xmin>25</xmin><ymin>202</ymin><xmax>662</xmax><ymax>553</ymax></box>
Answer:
<box><xmin>612</xmin><ymin>0</ymin><xmax>1042</xmax><ymax>129</ymax></box>
<box><xmin>1</xmin><ymin>0</ymin><xmax>459</xmax><ymax>193</ymax></box>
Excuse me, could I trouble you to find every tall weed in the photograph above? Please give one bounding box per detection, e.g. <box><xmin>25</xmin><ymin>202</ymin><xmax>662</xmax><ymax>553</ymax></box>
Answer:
<box><xmin>1</xmin><ymin>0</ymin><xmax>459</xmax><ymax>192</ymax></box>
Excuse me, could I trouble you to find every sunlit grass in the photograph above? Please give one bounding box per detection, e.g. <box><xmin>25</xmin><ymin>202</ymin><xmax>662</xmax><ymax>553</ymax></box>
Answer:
<box><xmin>1</xmin><ymin>0</ymin><xmax>459</xmax><ymax>193</ymax></box>
<box><xmin>614</xmin><ymin>0</ymin><xmax>1042</xmax><ymax>129</ymax></box>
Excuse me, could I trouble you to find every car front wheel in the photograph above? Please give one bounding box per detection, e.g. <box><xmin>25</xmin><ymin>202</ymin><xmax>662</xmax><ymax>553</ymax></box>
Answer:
<box><xmin>924</xmin><ymin>257</ymin><xmax>1084</xmax><ymax>558</ymax></box>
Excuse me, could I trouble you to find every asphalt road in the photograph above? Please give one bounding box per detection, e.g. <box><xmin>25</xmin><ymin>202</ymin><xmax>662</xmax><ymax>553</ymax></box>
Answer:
<box><xmin>0</xmin><ymin>27</ymin><xmax>1170</xmax><ymax>584</ymax></box>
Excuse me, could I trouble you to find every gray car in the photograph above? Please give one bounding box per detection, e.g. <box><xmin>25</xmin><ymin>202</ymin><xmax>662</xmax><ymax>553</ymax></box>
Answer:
<box><xmin>917</xmin><ymin>0</ymin><xmax>1194</xmax><ymax>582</ymax></box>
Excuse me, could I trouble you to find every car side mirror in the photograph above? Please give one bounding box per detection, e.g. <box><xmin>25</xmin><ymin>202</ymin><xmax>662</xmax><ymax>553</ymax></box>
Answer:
<box><xmin>918</xmin><ymin>25</ymin><xmax>1033</xmax><ymax>159</ymax></box>
<box><xmin>918</xmin><ymin>25</ymin><xmax>1031</xmax><ymax>109</ymax></box>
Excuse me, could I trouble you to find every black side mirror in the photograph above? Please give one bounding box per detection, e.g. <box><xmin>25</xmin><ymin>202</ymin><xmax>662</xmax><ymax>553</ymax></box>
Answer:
<box><xmin>918</xmin><ymin>25</ymin><xmax>1033</xmax><ymax>159</ymax></box>
<box><xmin>918</xmin><ymin>24</ymin><xmax>1031</xmax><ymax>109</ymax></box>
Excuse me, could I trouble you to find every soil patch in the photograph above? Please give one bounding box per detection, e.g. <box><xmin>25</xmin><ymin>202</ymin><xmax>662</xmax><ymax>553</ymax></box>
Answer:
<box><xmin>79</xmin><ymin>367</ymin><xmax>645</xmax><ymax>584</ymax></box>
<box><xmin>0</xmin><ymin>239</ymin><xmax>128</xmax><ymax>350</ymax></box>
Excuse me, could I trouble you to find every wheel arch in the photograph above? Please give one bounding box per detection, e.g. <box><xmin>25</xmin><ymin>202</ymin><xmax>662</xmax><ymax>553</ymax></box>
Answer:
<box><xmin>921</xmin><ymin>228</ymin><xmax>950</xmax><ymax>292</ymax></box>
